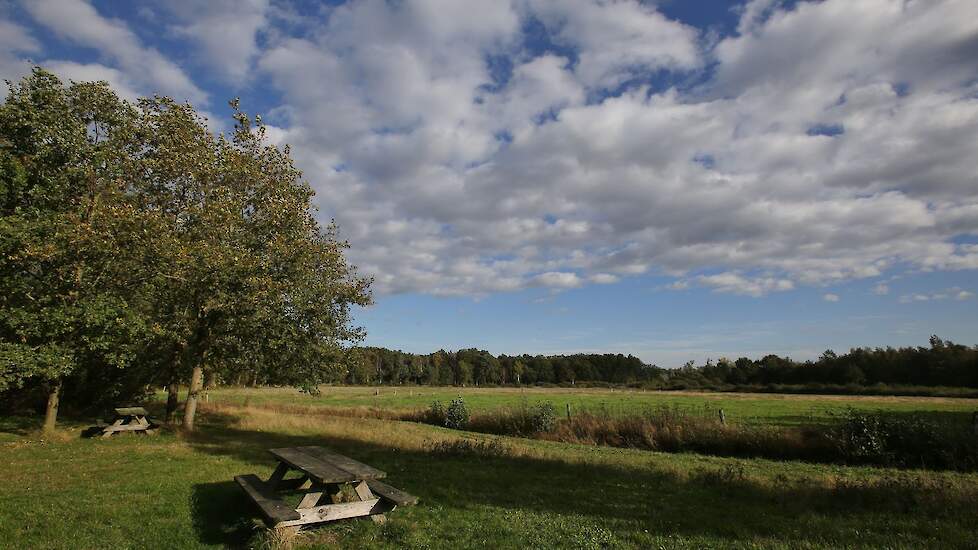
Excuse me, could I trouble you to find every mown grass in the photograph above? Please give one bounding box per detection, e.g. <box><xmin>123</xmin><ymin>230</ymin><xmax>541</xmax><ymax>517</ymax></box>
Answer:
<box><xmin>3</xmin><ymin>397</ymin><xmax>978</xmax><ymax>549</ymax></box>
<box><xmin>191</xmin><ymin>385</ymin><xmax>978</xmax><ymax>427</ymax></box>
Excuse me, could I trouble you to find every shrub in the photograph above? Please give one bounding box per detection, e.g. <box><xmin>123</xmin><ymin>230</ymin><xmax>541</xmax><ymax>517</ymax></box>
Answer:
<box><xmin>444</xmin><ymin>396</ymin><xmax>469</xmax><ymax>430</ymax></box>
<box><xmin>529</xmin><ymin>402</ymin><xmax>557</xmax><ymax>433</ymax></box>
<box><xmin>424</xmin><ymin>400</ymin><xmax>446</xmax><ymax>426</ymax></box>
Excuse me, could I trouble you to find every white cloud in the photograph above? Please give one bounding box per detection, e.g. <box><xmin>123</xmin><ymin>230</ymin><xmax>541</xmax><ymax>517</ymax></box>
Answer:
<box><xmin>11</xmin><ymin>0</ymin><xmax>975</xmax><ymax>298</ymax></box>
<box><xmin>533</xmin><ymin>271</ymin><xmax>583</xmax><ymax>289</ymax></box>
<box><xmin>526</xmin><ymin>0</ymin><xmax>702</xmax><ymax>89</ymax></box>
<box><xmin>162</xmin><ymin>0</ymin><xmax>270</xmax><ymax>84</ymax></box>
<box><xmin>0</xmin><ymin>20</ymin><xmax>39</xmax><ymax>84</ymax></box>
<box><xmin>23</xmin><ymin>0</ymin><xmax>207</xmax><ymax>104</ymax></box>
<box><xmin>899</xmin><ymin>287</ymin><xmax>974</xmax><ymax>303</ymax></box>
<box><xmin>242</xmin><ymin>0</ymin><xmax>978</xmax><ymax>297</ymax></box>
<box><xmin>697</xmin><ymin>273</ymin><xmax>794</xmax><ymax>297</ymax></box>
<box><xmin>872</xmin><ymin>283</ymin><xmax>889</xmax><ymax>295</ymax></box>
<box><xmin>589</xmin><ymin>273</ymin><xmax>619</xmax><ymax>285</ymax></box>
<box><xmin>823</xmin><ymin>293</ymin><xmax>840</xmax><ymax>302</ymax></box>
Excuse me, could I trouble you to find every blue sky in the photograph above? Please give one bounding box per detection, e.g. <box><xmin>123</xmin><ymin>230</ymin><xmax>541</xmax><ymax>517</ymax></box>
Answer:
<box><xmin>2</xmin><ymin>0</ymin><xmax>977</xmax><ymax>366</ymax></box>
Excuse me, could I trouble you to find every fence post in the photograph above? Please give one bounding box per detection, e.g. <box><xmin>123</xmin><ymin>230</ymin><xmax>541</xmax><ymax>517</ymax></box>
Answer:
<box><xmin>718</xmin><ymin>408</ymin><xmax>726</xmax><ymax>426</ymax></box>
<box><xmin>566</xmin><ymin>403</ymin><xmax>571</xmax><ymax>420</ymax></box>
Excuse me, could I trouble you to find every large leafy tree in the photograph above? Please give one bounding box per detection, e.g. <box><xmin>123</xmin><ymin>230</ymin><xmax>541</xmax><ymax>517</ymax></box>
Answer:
<box><xmin>0</xmin><ymin>69</ymin><xmax>158</xmax><ymax>430</ymax></box>
<box><xmin>1</xmin><ymin>69</ymin><xmax>372</xmax><ymax>430</ymax></box>
<box><xmin>134</xmin><ymin>97</ymin><xmax>371</xmax><ymax>429</ymax></box>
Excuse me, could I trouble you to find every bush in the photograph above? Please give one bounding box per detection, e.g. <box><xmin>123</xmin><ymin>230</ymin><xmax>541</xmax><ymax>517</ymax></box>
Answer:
<box><xmin>424</xmin><ymin>400</ymin><xmax>446</xmax><ymax>426</ymax></box>
<box><xmin>444</xmin><ymin>396</ymin><xmax>469</xmax><ymax>430</ymax></box>
<box><xmin>829</xmin><ymin>409</ymin><xmax>978</xmax><ymax>469</ymax></box>
<box><xmin>530</xmin><ymin>402</ymin><xmax>557</xmax><ymax>433</ymax></box>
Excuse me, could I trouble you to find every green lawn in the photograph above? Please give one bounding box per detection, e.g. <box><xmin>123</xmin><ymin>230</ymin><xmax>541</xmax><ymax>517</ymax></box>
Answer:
<box><xmin>195</xmin><ymin>385</ymin><xmax>978</xmax><ymax>426</ymax></box>
<box><xmin>2</xmin><ymin>391</ymin><xmax>978</xmax><ymax>549</ymax></box>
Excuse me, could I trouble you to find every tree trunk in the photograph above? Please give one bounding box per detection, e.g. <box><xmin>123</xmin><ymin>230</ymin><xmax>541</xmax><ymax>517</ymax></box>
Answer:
<box><xmin>182</xmin><ymin>366</ymin><xmax>203</xmax><ymax>431</ymax></box>
<box><xmin>43</xmin><ymin>379</ymin><xmax>62</xmax><ymax>432</ymax></box>
<box><xmin>165</xmin><ymin>383</ymin><xmax>181</xmax><ymax>423</ymax></box>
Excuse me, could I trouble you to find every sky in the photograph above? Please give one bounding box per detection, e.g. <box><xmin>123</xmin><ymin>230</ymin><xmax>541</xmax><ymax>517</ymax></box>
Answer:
<box><xmin>2</xmin><ymin>0</ymin><xmax>977</xmax><ymax>366</ymax></box>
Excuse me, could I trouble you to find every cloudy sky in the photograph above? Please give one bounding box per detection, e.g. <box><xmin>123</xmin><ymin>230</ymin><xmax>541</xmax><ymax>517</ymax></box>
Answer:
<box><xmin>3</xmin><ymin>0</ymin><xmax>977</xmax><ymax>365</ymax></box>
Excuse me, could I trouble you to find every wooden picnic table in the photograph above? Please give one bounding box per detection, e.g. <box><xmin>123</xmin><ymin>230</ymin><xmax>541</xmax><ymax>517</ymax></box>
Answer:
<box><xmin>234</xmin><ymin>446</ymin><xmax>417</xmax><ymax>528</ymax></box>
<box><xmin>100</xmin><ymin>407</ymin><xmax>157</xmax><ymax>438</ymax></box>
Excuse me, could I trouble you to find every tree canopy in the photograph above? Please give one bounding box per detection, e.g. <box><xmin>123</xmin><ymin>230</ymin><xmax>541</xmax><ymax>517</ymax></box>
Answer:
<box><xmin>0</xmin><ymin>68</ymin><xmax>371</xmax><ymax>429</ymax></box>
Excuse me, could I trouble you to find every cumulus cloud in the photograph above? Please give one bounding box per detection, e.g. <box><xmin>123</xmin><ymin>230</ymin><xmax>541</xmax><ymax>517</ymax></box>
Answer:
<box><xmin>7</xmin><ymin>0</ymin><xmax>978</xmax><ymax>298</ymax></box>
<box><xmin>0</xmin><ymin>20</ymin><xmax>38</xmax><ymax>84</ymax></box>
<box><xmin>245</xmin><ymin>0</ymin><xmax>978</xmax><ymax>296</ymax></box>
<box><xmin>823</xmin><ymin>293</ymin><xmax>840</xmax><ymax>302</ymax></box>
<box><xmin>872</xmin><ymin>283</ymin><xmax>889</xmax><ymax>295</ymax></box>
<box><xmin>23</xmin><ymin>0</ymin><xmax>207</xmax><ymax>103</ymax></box>
<box><xmin>162</xmin><ymin>0</ymin><xmax>270</xmax><ymax>84</ymax></box>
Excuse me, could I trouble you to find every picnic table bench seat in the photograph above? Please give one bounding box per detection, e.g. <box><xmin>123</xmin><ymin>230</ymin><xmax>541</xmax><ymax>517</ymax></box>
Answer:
<box><xmin>234</xmin><ymin>474</ymin><xmax>302</xmax><ymax>524</ymax></box>
<box><xmin>235</xmin><ymin>446</ymin><xmax>417</xmax><ymax>529</ymax></box>
<box><xmin>365</xmin><ymin>479</ymin><xmax>419</xmax><ymax>506</ymax></box>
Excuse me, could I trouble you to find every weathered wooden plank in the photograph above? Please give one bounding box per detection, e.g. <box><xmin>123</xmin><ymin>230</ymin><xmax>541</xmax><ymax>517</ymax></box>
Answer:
<box><xmin>275</xmin><ymin>499</ymin><xmax>383</xmax><ymax>528</ymax></box>
<box><xmin>365</xmin><ymin>479</ymin><xmax>418</xmax><ymax>506</ymax></box>
<box><xmin>353</xmin><ymin>480</ymin><xmax>375</xmax><ymax>502</ymax></box>
<box><xmin>268</xmin><ymin>448</ymin><xmax>358</xmax><ymax>484</ymax></box>
<box><xmin>114</xmin><ymin>407</ymin><xmax>149</xmax><ymax>416</ymax></box>
<box><xmin>294</xmin><ymin>447</ymin><xmax>386</xmax><ymax>480</ymax></box>
<box><xmin>296</xmin><ymin>482</ymin><xmax>326</xmax><ymax>509</ymax></box>
<box><xmin>234</xmin><ymin>474</ymin><xmax>301</xmax><ymax>524</ymax></box>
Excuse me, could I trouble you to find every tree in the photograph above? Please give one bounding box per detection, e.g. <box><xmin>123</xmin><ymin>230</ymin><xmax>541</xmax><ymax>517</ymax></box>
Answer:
<box><xmin>0</xmin><ymin>69</ymin><xmax>371</xmax><ymax>430</ymax></box>
<box><xmin>0</xmin><ymin>69</ymin><xmax>157</xmax><ymax>430</ymax></box>
<box><xmin>131</xmin><ymin>97</ymin><xmax>371</xmax><ymax>429</ymax></box>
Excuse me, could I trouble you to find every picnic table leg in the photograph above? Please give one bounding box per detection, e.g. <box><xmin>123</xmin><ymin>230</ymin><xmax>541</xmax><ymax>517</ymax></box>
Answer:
<box><xmin>353</xmin><ymin>481</ymin><xmax>388</xmax><ymax>524</ymax></box>
<box><xmin>325</xmin><ymin>483</ymin><xmax>344</xmax><ymax>504</ymax></box>
<box><xmin>265</xmin><ymin>463</ymin><xmax>290</xmax><ymax>491</ymax></box>
<box><xmin>100</xmin><ymin>418</ymin><xmax>125</xmax><ymax>438</ymax></box>
<box><xmin>296</xmin><ymin>482</ymin><xmax>326</xmax><ymax>509</ymax></box>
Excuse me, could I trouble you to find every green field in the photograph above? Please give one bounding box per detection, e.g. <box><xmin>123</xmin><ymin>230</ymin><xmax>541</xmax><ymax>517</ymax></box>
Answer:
<box><xmin>2</xmin><ymin>388</ymin><xmax>978</xmax><ymax>549</ymax></box>
<box><xmin>198</xmin><ymin>385</ymin><xmax>978</xmax><ymax>426</ymax></box>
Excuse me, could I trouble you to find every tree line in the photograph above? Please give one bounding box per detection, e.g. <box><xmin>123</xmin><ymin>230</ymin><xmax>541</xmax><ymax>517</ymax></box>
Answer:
<box><xmin>342</xmin><ymin>335</ymin><xmax>978</xmax><ymax>391</ymax></box>
<box><xmin>0</xmin><ymin>69</ymin><xmax>370</xmax><ymax>430</ymax></box>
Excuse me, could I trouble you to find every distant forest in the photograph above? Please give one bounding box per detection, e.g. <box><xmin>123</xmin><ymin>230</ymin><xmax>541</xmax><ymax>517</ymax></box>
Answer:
<box><xmin>344</xmin><ymin>336</ymin><xmax>978</xmax><ymax>393</ymax></box>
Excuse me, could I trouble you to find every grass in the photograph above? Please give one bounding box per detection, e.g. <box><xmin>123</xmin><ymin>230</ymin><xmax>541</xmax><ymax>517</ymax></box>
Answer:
<box><xmin>193</xmin><ymin>385</ymin><xmax>978</xmax><ymax>427</ymax></box>
<box><xmin>2</xmin><ymin>390</ymin><xmax>978</xmax><ymax>549</ymax></box>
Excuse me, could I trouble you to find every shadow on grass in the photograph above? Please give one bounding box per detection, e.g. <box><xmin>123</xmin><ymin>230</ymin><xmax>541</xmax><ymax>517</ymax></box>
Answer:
<box><xmin>190</xmin><ymin>480</ymin><xmax>261</xmax><ymax>549</ymax></box>
<box><xmin>182</xmin><ymin>407</ymin><xmax>978</xmax><ymax>549</ymax></box>
<box><xmin>0</xmin><ymin>415</ymin><xmax>42</xmax><ymax>436</ymax></box>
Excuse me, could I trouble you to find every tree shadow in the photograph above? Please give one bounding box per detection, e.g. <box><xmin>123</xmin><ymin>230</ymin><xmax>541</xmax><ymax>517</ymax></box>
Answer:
<box><xmin>190</xmin><ymin>480</ymin><xmax>261</xmax><ymax>549</ymax></box>
<box><xmin>183</xmin><ymin>409</ymin><xmax>978</xmax><ymax>548</ymax></box>
<box><xmin>0</xmin><ymin>415</ymin><xmax>42</xmax><ymax>436</ymax></box>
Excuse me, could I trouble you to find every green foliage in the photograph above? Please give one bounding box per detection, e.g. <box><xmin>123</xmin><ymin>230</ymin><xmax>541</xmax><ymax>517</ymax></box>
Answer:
<box><xmin>829</xmin><ymin>409</ymin><xmax>978</xmax><ymax>470</ymax></box>
<box><xmin>0</xmin><ymin>68</ymin><xmax>371</xmax><ymax>418</ymax></box>
<box><xmin>530</xmin><ymin>402</ymin><xmax>558</xmax><ymax>433</ymax></box>
<box><xmin>425</xmin><ymin>400</ymin><xmax>446</xmax><ymax>425</ymax></box>
<box><xmin>444</xmin><ymin>396</ymin><xmax>469</xmax><ymax>430</ymax></box>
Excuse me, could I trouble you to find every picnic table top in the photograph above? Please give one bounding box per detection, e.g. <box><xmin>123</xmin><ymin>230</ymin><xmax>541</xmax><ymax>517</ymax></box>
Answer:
<box><xmin>268</xmin><ymin>446</ymin><xmax>387</xmax><ymax>485</ymax></box>
<box><xmin>114</xmin><ymin>407</ymin><xmax>149</xmax><ymax>416</ymax></box>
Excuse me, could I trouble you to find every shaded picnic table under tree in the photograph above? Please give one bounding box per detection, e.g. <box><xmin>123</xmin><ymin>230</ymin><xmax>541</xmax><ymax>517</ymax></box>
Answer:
<box><xmin>97</xmin><ymin>407</ymin><xmax>158</xmax><ymax>438</ymax></box>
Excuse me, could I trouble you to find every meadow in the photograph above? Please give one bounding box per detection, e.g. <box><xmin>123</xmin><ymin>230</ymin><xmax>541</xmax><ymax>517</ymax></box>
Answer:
<box><xmin>2</xmin><ymin>388</ymin><xmax>978</xmax><ymax>549</ymax></box>
<box><xmin>198</xmin><ymin>385</ymin><xmax>978</xmax><ymax>427</ymax></box>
